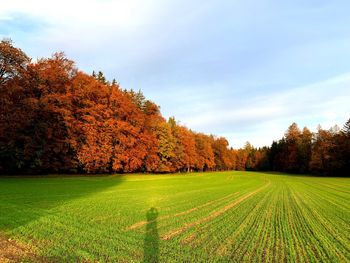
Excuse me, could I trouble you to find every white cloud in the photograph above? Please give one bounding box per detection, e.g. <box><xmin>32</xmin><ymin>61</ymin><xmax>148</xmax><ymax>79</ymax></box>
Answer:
<box><xmin>178</xmin><ymin>72</ymin><xmax>350</xmax><ymax>148</ymax></box>
<box><xmin>0</xmin><ymin>0</ymin><xmax>158</xmax><ymax>28</ymax></box>
<box><xmin>2</xmin><ymin>1</ymin><xmax>350</xmax><ymax>149</ymax></box>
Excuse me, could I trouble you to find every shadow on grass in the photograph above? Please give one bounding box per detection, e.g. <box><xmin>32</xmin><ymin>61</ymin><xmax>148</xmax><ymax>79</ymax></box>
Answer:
<box><xmin>143</xmin><ymin>207</ymin><xmax>159</xmax><ymax>263</ymax></box>
<box><xmin>0</xmin><ymin>175</ymin><xmax>125</xmax><ymax>232</ymax></box>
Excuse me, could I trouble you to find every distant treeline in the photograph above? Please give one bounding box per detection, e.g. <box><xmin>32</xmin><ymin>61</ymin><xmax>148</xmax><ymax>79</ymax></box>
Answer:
<box><xmin>243</xmin><ymin>121</ymin><xmax>350</xmax><ymax>176</ymax></box>
<box><xmin>1</xmin><ymin>40</ymin><xmax>349</xmax><ymax>176</ymax></box>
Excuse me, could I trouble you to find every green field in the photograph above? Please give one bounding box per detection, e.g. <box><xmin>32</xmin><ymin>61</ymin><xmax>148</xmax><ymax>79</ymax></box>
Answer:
<box><xmin>0</xmin><ymin>171</ymin><xmax>349</xmax><ymax>262</ymax></box>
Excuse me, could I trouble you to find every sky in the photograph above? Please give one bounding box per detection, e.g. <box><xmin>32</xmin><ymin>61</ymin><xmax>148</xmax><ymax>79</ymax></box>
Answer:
<box><xmin>1</xmin><ymin>0</ymin><xmax>350</xmax><ymax>148</ymax></box>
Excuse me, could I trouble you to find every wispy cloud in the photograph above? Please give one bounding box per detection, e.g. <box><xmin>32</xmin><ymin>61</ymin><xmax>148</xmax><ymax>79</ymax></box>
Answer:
<box><xmin>181</xmin><ymin>72</ymin><xmax>350</xmax><ymax>147</ymax></box>
<box><xmin>0</xmin><ymin>13</ymin><xmax>46</xmax><ymax>36</ymax></box>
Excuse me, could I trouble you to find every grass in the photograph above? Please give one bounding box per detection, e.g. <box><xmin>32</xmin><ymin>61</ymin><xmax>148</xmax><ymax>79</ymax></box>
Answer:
<box><xmin>0</xmin><ymin>171</ymin><xmax>349</xmax><ymax>262</ymax></box>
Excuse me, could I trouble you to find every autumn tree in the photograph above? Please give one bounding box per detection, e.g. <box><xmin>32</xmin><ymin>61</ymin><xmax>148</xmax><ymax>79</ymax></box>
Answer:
<box><xmin>0</xmin><ymin>50</ymin><xmax>78</xmax><ymax>173</ymax></box>
<box><xmin>297</xmin><ymin>127</ymin><xmax>312</xmax><ymax>173</ymax></box>
<box><xmin>155</xmin><ymin>122</ymin><xmax>175</xmax><ymax>172</ymax></box>
<box><xmin>309</xmin><ymin>126</ymin><xmax>334</xmax><ymax>175</ymax></box>
<box><xmin>178</xmin><ymin>126</ymin><xmax>197</xmax><ymax>172</ymax></box>
<box><xmin>194</xmin><ymin>133</ymin><xmax>215</xmax><ymax>171</ymax></box>
<box><xmin>167</xmin><ymin>117</ymin><xmax>185</xmax><ymax>171</ymax></box>
<box><xmin>235</xmin><ymin>149</ymin><xmax>248</xmax><ymax>171</ymax></box>
<box><xmin>141</xmin><ymin>100</ymin><xmax>163</xmax><ymax>172</ymax></box>
<box><xmin>211</xmin><ymin>137</ymin><xmax>231</xmax><ymax>170</ymax></box>
<box><xmin>0</xmin><ymin>39</ymin><xmax>30</xmax><ymax>85</ymax></box>
<box><xmin>1</xmin><ymin>40</ymin><xmax>349</xmax><ymax>176</ymax></box>
<box><xmin>284</xmin><ymin>123</ymin><xmax>302</xmax><ymax>172</ymax></box>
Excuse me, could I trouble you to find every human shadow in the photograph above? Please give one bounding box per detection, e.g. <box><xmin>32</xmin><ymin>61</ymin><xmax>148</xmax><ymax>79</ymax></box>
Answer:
<box><xmin>143</xmin><ymin>207</ymin><xmax>159</xmax><ymax>263</ymax></box>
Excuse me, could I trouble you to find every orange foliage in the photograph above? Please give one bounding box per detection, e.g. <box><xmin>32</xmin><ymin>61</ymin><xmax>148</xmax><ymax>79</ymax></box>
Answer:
<box><xmin>1</xmin><ymin>40</ymin><xmax>349</xmax><ymax>176</ymax></box>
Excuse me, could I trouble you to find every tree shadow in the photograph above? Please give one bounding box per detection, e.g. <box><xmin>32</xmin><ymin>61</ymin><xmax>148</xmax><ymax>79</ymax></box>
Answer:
<box><xmin>143</xmin><ymin>207</ymin><xmax>159</xmax><ymax>263</ymax></box>
<box><xmin>0</xmin><ymin>175</ymin><xmax>125</xmax><ymax>232</ymax></box>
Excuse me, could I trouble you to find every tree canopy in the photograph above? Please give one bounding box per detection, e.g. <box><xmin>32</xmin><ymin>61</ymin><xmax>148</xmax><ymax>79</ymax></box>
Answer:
<box><xmin>0</xmin><ymin>40</ymin><xmax>349</xmax><ymax>176</ymax></box>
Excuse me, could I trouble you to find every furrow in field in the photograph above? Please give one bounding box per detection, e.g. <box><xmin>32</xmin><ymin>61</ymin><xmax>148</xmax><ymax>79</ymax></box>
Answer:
<box><xmin>277</xmin><ymin>186</ymin><xmax>291</xmax><ymax>262</ymax></box>
<box><xmin>301</xmin><ymin>181</ymin><xmax>350</xmax><ymax>203</ymax></box>
<box><xmin>250</xmin><ymin>191</ymin><xmax>274</xmax><ymax>261</ymax></box>
<box><xmin>291</xmin><ymin>180</ymin><xmax>350</xmax><ymax>215</ymax></box>
<box><xmin>2</xmin><ymin>172</ymin><xmax>349</xmax><ymax>262</ymax></box>
<box><xmin>184</xmin><ymin>188</ymin><xmax>267</xmax><ymax>254</ymax></box>
<box><xmin>125</xmin><ymin>191</ymin><xmax>241</xmax><ymax>231</ymax></box>
<box><xmin>294</xmin><ymin>187</ymin><xmax>350</xmax><ymax>261</ymax></box>
<box><xmin>284</xmin><ymin>186</ymin><xmax>307</xmax><ymax>262</ymax></box>
<box><xmin>230</xmin><ymin>189</ymin><xmax>274</xmax><ymax>262</ymax></box>
<box><xmin>150</xmin><ymin>186</ymin><xmax>260</xmax><ymax>235</ymax></box>
<box><xmin>322</xmin><ymin>181</ymin><xmax>350</xmax><ymax>190</ymax></box>
<box><xmin>275</xmin><ymin>184</ymin><xmax>287</xmax><ymax>262</ymax></box>
<box><xmin>161</xmin><ymin>181</ymin><xmax>271</xmax><ymax>240</ymax></box>
<box><xmin>311</xmin><ymin>181</ymin><xmax>350</xmax><ymax>194</ymax></box>
<box><xmin>180</xmin><ymin>187</ymin><xmax>269</xmax><ymax>251</ymax></box>
<box><xmin>290</xmin><ymin>188</ymin><xmax>337</xmax><ymax>261</ymax></box>
<box><xmin>261</xmin><ymin>184</ymin><xmax>281</xmax><ymax>263</ymax></box>
<box><xmin>273</xmin><ymin>181</ymin><xmax>319</xmax><ymax>262</ymax></box>
<box><xmin>124</xmin><ymin>179</ymin><xmax>256</xmax><ymax>226</ymax></box>
<box><xmin>157</xmin><ymin>190</ymin><xmax>250</xmax><ymax>239</ymax></box>
<box><xmin>288</xmin><ymin>190</ymin><xmax>317</xmax><ymax>261</ymax></box>
<box><xmin>295</xmin><ymin>181</ymin><xmax>350</xmax><ymax>228</ymax></box>
<box><xmin>297</xmin><ymin>180</ymin><xmax>350</xmax><ymax>228</ymax></box>
<box><xmin>213</xmin><ymin>187</ymin><xmax>273</xmax><ymax>258</ymax></box>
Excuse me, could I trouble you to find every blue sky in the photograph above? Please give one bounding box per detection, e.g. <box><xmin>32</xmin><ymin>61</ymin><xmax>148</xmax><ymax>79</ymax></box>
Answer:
<box><xmin>1</xmin><ymin>0</ymin><xmax>350</xmax><ymax>147</ymax></box>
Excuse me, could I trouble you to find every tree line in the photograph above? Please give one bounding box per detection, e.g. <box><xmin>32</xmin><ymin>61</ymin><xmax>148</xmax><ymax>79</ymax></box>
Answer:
<box><xmin>240</xmin><ymin>122</ymin><xmax>350</xmax><ymax>176</ymax></box>
<box><xmin>0</xmin><ymin>40</ymin><xmax>349</xmax><ymax>176</ymax></box>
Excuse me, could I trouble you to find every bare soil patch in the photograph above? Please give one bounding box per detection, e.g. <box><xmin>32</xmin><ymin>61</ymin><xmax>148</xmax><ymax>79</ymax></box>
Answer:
<box><xmin>0</xmin><ymin>234</ymin><xmax>42</xmax><ymax>263</ymax></box>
